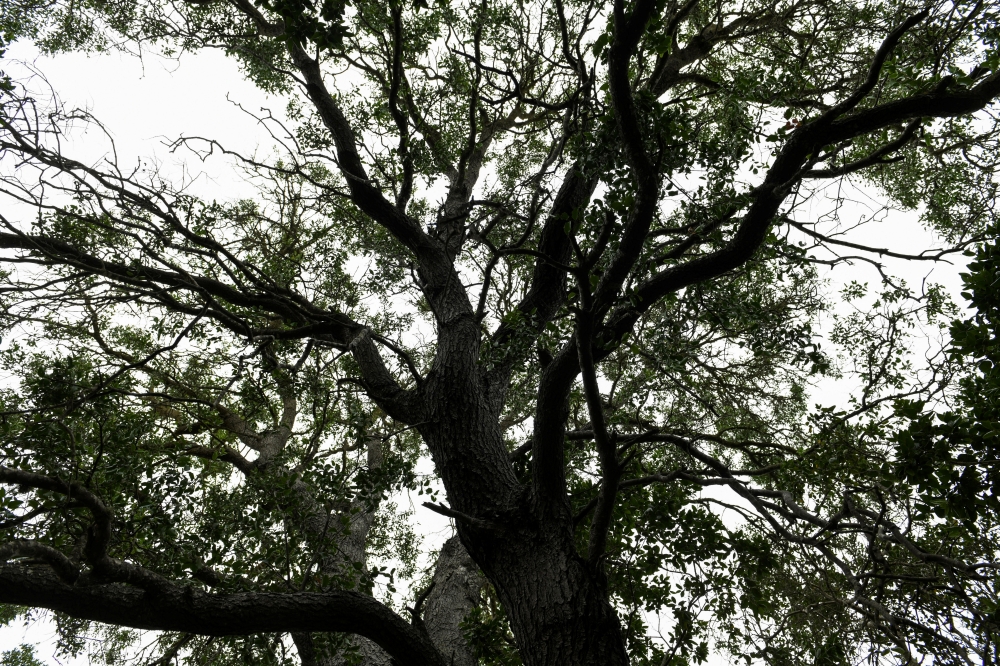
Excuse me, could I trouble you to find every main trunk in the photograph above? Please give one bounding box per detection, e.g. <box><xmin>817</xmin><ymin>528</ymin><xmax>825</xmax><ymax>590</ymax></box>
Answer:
<box><xmin>462</xmin><ymin>518</ymin><xmax>630</xmax><ymax>666</ymax></box>
<box><xmin>420</xmin><ymin>431</ymin><xmax>630</xmax><ymax>664</ymax></box>
<box><xmin>416</xmin><ymin>315</ymin><xmax>629</xmax><ymax>665</ymax></box>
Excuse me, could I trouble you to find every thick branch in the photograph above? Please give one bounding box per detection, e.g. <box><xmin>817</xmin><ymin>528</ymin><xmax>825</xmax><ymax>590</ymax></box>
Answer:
<box><xmin>0</xmin><ymin>540</ymin><xmax>80</xmax><ymax>584</ymax></box>
<box><xmin>0</xmin><ymin>565</ymin><xmax>445</xmax><ymax>666</ymax></box>
<box><xmin>0</xmin><ymin>466</ymin><xmax>112</xmax><ymax>562</ymax></box>
<box><xmin>601</xmin><ymin>68</ymin><xmax>1000</xmax><ymax>349</ymax></box>
<box><xmin>530</xmin><ymin>341</ymin><xmax>579</xmax><ymax>513</ymax></box>
<box><xmin>802</xmin><ymin>119</ymin><xmax>921</xmax><ymax>178</ymax></box>
<box><xmin>485</xmin><ymin>164</ymin><xmax>596</xmax><ymax>407</ymax></box>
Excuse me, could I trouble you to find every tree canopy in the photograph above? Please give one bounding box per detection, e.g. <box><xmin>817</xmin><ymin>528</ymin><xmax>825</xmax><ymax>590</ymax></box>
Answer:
<box><xmin>0</xmin><ymin>0</ymin><xmax>999</xmax><ymax>664</ymax></box>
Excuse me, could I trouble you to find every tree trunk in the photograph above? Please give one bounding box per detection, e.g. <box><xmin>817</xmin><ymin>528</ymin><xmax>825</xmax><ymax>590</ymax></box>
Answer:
<box><xmin>461</xmin><ymin>521</ymin><xmax>630</xmax><ymax>666</ymax></box>
<box><xmin>292</xmin><ymin>439</ymin><xmax>392</xmax><ymax>666</ymax></box>
<box><xmin>416</xmin><ymin>337</ymin><xmax>631</xmax><ymax>666</ymax></box>
<box><xmin>422</xmin><ymin>536</ymin><xmax>482</xmax><ymax>666</ymax></box>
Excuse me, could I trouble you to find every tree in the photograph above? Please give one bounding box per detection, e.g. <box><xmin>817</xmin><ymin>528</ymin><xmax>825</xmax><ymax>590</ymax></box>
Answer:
<box><xmin>0</xmin><ymin>0</ymin><xmax>999</xmax><ymax>664</ymax></box>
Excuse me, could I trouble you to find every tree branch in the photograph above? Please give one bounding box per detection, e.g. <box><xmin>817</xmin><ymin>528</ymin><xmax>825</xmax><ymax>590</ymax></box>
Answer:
<box><xmin>0</xmin><ymin>565</ymin><xmax>445</xmax><ymax>666</ymax></box>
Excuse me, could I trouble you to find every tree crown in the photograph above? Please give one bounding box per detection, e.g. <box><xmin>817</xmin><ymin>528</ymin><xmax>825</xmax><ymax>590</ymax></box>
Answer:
<box><xmin>0</xmin><ymin>0</ymin><xmax>999</xmax><ymax>664</ymax></box>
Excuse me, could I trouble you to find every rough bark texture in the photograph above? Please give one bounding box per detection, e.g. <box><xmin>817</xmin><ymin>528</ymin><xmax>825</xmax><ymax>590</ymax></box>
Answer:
<box><xmin>460</xmin><ymin>521</ymin><xmax>630</xmax><ymax>666</ymax></box>
<box><xmin>292</xmin><ymin>440</ymin><xmax>392</xmax><ymax>666</ymax></box>
<box><xmin>414</xmin><ymin>316</ymin><xmax>632</xmax><ymax>666</ymax></box>
<box><xmin>422</xmin><ymin>537</ymin><xmax>482</xmax><ymax>666</ymax></box>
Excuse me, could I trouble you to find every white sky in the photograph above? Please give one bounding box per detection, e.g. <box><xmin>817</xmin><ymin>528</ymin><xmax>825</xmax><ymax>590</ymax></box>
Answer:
<box><xmin>3</xmin><ymin>42</ymin><xmax>283</xmax><ymax>199</ymax></box>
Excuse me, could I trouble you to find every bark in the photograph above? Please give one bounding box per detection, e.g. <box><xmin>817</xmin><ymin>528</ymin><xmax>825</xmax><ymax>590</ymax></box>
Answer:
<box><xmin>290</xmin><ymin>440</ymin><xmax>392</xmax><ymax>666</ymax></box>
<box><xmin>412</xmin><ymin>251</ymin><xmax>632</xmax><ymax>666</ymax></box>
<box><xmin>459</xmin><ymin>519</ymin><xmax>630</xmax><ymax>666</ymax></box>
<box><xmin>422</xmin><ymin>536</ymin><xmax>482</xmax><ymax>666</ymax></box>
<box><xmin>292</xmin><ymin>535</ymin><xmax>482</xmax><ymax>666</ymax></box>
<box><xmin>0</xmin><ymin>565</ymin><xmax>443</xmax><ymax>666</ymax></box>
<box><xmin>292</xmin><ymin>633</ymin><xmax>391</xmax><ymax>666</ymax></box>
<box><xmin>295</xmin><ymin>525</ymin><xmax>481</xmax><ymax>666</ymax></box>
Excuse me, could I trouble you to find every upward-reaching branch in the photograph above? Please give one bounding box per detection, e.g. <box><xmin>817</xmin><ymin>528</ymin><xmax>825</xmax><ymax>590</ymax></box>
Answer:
<box><xmin>284</xmin><ymin>44</ymin><xmax>432</xmax><ymax>256</ymax></box>
<box><xmin>603</xmin><ymin>33</ymin><xmax>1000</xmax><ymax>354</ymax></box>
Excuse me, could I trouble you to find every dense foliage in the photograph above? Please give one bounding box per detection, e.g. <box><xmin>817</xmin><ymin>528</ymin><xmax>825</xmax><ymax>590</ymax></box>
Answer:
<box><xmin>0</xmin><ymin>0</ymin><xmax>998</xmax><ymax>664</ymax></box>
